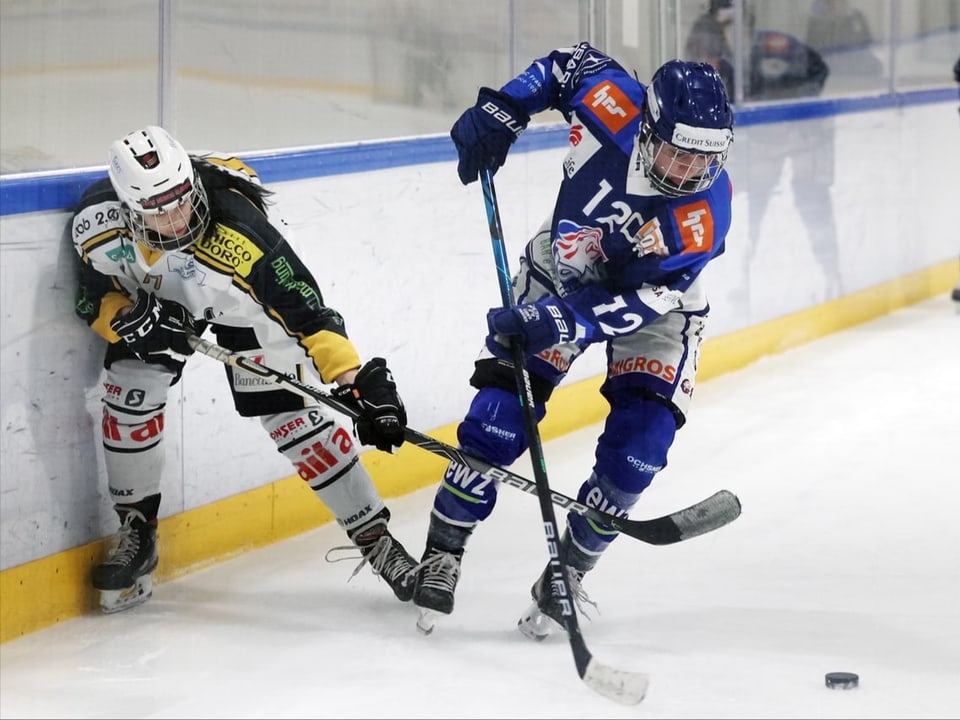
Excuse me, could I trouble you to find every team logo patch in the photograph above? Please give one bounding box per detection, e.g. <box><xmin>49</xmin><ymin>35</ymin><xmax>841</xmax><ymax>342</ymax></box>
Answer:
<box><xmin>672</xmin><ymin>200</ymin><xmax>714</xmax><ymax>254</ymax></box>
<box><xmin>630</xmin><ymin>217</ymin><xmax>668</xmax><ymax>259</ymax></box>
<box><xmin>194</xmin><ymin>226</ymin><xmax>263</xmax><ymax>276</ymax></box>
<box><xmin>106</xmin><ymin>245</ymin><xmax>136</xmax><ymax>263</ymax></box>
<box><xmin>554</xmin><ymin>219</ymin><xmax>606</xmax><ymax>284</ymax></box>
<box><xmin>167</xmin><ymin>253</ymin><xmax>202</xmax><ymax>281</ymax></box>
<box><xmin>563</xmin><ymin>112</ymin><xmax>602</xmax><ymax>178</ymax></box>
<box><xmin>569</xmin><ymin>124</ymin><xmax>584</xmax><ymax>146</ymax></box>
<box><xmin>582</xmin><ymin>80</ymin><xmax>639</xmax><ymax>135</ymax></box>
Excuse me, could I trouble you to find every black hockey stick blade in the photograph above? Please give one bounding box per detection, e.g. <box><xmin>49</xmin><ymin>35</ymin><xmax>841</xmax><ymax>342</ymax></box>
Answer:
<box><xmin>187</xmin><ymin>335</ymin><xmax>740</xmax><ymax>546</ymax></box>
<box><xmin>624</xmin><ymin>488</ymin><xmax>741</xmax><ymax>545</ymax></box>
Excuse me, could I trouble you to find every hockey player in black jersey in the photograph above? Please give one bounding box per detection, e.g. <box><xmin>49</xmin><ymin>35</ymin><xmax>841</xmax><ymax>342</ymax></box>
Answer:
<box><xmin>410</xmin><ymin>44</ymin><xmax>735</xmax><ymax>637</ymax></box>
<box><xmin>72</xmin><ymin>126</ymin><xmax>415</xmax><ymax>612</ymax></box>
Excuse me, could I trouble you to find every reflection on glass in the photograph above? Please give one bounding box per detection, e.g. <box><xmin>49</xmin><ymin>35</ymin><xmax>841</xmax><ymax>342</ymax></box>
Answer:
<box><xmin>1</xmin><ymin>0</ymin><xmax>958</xmax><ymax>175</ymax></box>
<box><xmin>0</xmin><ymin>0</ymin><xmax>159</xmax><ymax>174</ymax></box>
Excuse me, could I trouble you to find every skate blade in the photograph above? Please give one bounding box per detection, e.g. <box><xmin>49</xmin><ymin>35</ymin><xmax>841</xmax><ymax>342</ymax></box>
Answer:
<box><xmin>416</xmin><ymin>607</ymin><xmax>440</xmax><ymax>635</ymax></box>
<box><xmin>99</xmin><ymin>574</ymin><xmax>153</xmax><ymax>614</ymax></box>
<box><xmin>517</xmin><ymin>600</ymin><xmax>561</xmax><ymax>641</ymax></box>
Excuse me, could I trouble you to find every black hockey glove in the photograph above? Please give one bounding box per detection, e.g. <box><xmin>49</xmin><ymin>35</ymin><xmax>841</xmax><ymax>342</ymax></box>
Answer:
<box><xmin>450</xmin><ymin>87</ymin><xmax>530</xmax><ymax>185</ymax></box>
<box><xmin>110</xmin><ymin>289</ymin><xmax>197</xmax><ymax>364</ymax></box>
<box><xmin>333</xmin><ymin>358</ymin><xmax>407</xmax><ymax>453</ymax></box>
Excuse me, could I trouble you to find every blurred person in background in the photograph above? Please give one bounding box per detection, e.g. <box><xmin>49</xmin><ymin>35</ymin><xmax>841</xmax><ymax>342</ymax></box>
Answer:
<box><xmin>806</xmin><ymin>0</ymin><xmax>880</xmax><ymax>78</ymax></box>
<box><xmin>685</xmin><ymin>0</ymin><xmax>841</xmax><ymax>308</ymax></box>
<box><xmin>685</xmin><ymin>0</ymin><xmax>828</xmax><ymax>101</ymax></box>
<box><xmin>806</xmin><ymin>0</ymin><xmax>873</xmax><ymax>54</ymax></box>
<box><xmin>683</xmin><ymin>0</ymin><xmax>740</xmax><ymax>92</ymax></box>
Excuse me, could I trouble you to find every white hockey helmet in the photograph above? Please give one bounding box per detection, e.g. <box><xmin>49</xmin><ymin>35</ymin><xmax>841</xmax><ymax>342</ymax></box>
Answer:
<box><xmin>107</xmin><ymin>125</ymin><xmax>210</xmax><ymax>251</ymax></box>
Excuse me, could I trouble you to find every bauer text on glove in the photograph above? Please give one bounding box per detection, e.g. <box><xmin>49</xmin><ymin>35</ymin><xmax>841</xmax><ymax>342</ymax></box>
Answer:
<box><xmin>110</xmin><ymin>289</ymin><xmax>197</xmax><ymax>363</ymax></box>
<box><xmin>450</xmin><ymin>87</ymin><xmax>530</xmax><ymax>185</ymax></box>
<box><xmin>487</xmin><ymin>298</ymin><xmax>586</xmax><ymax>355</ymax></box>
<box><xmin>333</xmin><ymin>358</ymin><xmax>407</xmax><ymax>452</ymax></box>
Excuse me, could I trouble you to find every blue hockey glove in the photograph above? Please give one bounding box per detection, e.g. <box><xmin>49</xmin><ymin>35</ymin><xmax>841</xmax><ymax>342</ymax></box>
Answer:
<box><xmin>450</xmin><ymin>87</ymin><xmax>530</xmax><ymax>185</ymax></box>
<box><xmin>487</xmin><ymin>298</ymin><xmax>578</xmax><ymax>355</ymax></box>
<box><xmin>110</xmin><ymin>289</ymin><xmax>196</xmax><ymax>363</ymax></box>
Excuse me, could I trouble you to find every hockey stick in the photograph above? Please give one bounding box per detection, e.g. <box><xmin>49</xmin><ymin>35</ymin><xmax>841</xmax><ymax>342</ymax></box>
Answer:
<box><xmin>480</xmin><ymin>168</ymin><xmax>649</xmax><ymax>705</ymax></box>
<box><xmin>186</xmin><ymin>335</ymin><xmax>739</xmax><ymax>546</ymax></box>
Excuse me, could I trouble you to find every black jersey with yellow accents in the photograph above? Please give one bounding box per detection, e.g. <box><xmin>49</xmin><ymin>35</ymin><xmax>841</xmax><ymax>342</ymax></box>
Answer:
<box><xmin>71</xmin><ymin>157</ymin><xmax>360</xmax><ymax>383</ymax></box>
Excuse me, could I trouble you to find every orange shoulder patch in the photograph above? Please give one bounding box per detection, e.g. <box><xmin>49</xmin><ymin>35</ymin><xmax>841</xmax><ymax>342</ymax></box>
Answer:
<box><xmin>672</xmin><ymin>200</ymin><xmax>714</xmax><ymax>254</ymax></box>
<box><xmin>582</xmin><ymin>80</ymin><xmax>640</xmax><ymax>135</ymax></box>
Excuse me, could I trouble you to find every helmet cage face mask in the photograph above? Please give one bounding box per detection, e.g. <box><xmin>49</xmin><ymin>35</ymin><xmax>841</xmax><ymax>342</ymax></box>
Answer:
<box><xmin>120</xmin><ymin>181</ymin><xmax>210</xmax><ymax>252</ymax></box>
<box><xmin>108</xmin><ymin>126</ymin><xmax>210</xmax><ymax>251</ymax></box>
<box><xmin>637</xmin><ymin>117</ymin><xmax>729</xmax><ymax>197</ymax></box>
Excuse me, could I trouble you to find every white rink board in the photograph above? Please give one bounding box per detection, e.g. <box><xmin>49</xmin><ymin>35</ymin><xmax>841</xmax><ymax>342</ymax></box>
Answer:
<box><xmin>1</xmin><ymin>101</ymin><xmax>957</xmax><ymax>569</ymax></box>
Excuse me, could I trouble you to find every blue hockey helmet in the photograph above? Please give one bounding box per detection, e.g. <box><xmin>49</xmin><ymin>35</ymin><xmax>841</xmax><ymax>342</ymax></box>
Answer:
<box><xmin>637</xmin><ymin>60</ymin><xmax>734</xmax><ymax>197</ymax></box>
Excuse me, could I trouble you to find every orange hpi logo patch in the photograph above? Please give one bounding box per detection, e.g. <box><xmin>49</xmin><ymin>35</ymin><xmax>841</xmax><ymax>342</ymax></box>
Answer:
<box><xmin>584</xmin><ymin>80</ymin><xmax>639</xmax><ymax>135</ymax></box>
<box><xmin>672</xmin><ymin>200</ymin><xmax>714</xmax><ymax>254</ymax></box>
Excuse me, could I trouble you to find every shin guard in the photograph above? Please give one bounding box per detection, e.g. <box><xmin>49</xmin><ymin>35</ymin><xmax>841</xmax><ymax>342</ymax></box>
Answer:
<box><xmin>567</xmin><ymin>399</ymin><xmax>677</xmax><ymax>564</ymax></box>
<box><xmin>262</xmin><ymin>409</ymin><xmax>385</xmax><ymax>533</ymax></box>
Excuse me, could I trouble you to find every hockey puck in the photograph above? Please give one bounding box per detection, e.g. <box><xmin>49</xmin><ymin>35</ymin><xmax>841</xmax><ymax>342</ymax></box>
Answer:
<box><xmin>825</xmin><ymin>672</ymin><xmax>859</xmax><ymax>689</ymax></box>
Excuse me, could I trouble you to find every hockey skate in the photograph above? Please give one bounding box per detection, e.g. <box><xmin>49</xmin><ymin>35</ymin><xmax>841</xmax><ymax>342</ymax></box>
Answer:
<box><xmin>518</xmin><ymin>530</ymin><xmax>599</xmax><ymax>641</ymax></box>
<box><xmin>412</xmin><ymin>543</ymin><xmax>464</xmax><ymax>635</ymax></box>
<box><xmin>517</xmin><ymin>562</ymin><xmax>598</xmax><ymax>641</ymax></box>
<box><xmin>329</xmin><ymin>509</ymin><xmax>417</xmax><ymax>602</ymax></box>
<box><xmin>91</xmin><ymin>509</ymin><xmax>158</xmax><ymax>614</ymax></box>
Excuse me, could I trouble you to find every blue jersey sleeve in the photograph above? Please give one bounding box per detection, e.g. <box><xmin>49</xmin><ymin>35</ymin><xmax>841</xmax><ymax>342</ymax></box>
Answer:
<box><xmin>499</xmin><ymin>42</ymin><xmax>628</xmax><ymax>121</ymax></box>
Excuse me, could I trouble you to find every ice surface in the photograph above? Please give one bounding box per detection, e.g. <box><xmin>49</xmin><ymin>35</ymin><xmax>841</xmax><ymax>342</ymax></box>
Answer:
<box><xmin>1</xmin><ymin>296</ymin><xmax>958</xmax><ymax>719</ymax></box>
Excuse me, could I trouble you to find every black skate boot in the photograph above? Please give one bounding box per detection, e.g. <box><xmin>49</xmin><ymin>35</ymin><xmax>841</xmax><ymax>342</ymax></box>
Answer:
<box><xmin>412</xmin><ymin>543</ymin><xmax>464</xmax><ymax>634</ymax></box>
<box><xmin>517</xmin><ymin>531</ymin><xmax>598</xmax><ymax>641</ymax></box>
<box><xmin>91</xmin><ymin>507</ymin><xmax>158</xmax><ymax>614</ymax></box>
<box><xmin>412</xmin><ymin>515</ymin><xmax>473</xmax><ymax>635</ymax></box>
<box><xmin>342</xmin><ymin>508</ymin><xmax>417</xmax><ymax>602</ymax></box>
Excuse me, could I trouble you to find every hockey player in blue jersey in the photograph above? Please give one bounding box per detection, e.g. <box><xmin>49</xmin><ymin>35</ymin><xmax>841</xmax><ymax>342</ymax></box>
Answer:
<box><xmin>411</xmin><ymin>43</ymin><xmax>735</xmax><ymax>637</ymax></box>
